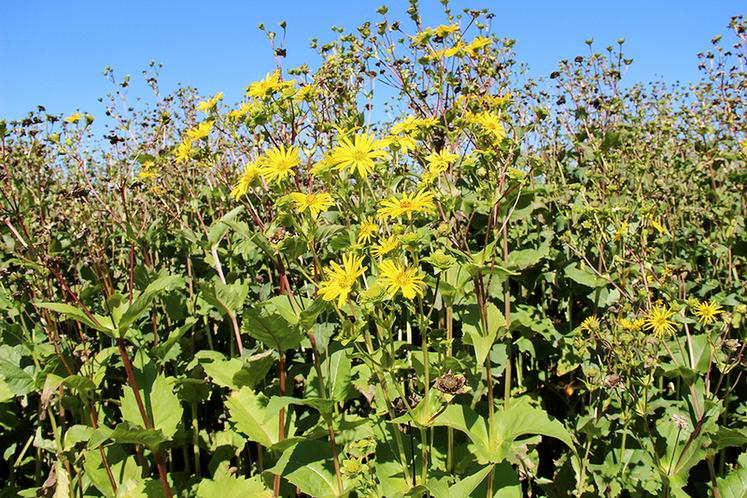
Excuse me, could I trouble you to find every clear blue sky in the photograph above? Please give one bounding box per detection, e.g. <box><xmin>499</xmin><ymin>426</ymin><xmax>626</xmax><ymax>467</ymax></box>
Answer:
<box><xmin>1</xmin><ymin>1</ymin><xmax>744</xmax><ymax>123</ymax></box>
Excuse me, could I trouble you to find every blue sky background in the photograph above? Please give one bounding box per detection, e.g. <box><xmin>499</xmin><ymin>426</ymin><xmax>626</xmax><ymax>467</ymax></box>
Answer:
<box><xmin>1</xmin><ymin>1</ymin><xmax>744</xmax><ymax>123</ymax></box>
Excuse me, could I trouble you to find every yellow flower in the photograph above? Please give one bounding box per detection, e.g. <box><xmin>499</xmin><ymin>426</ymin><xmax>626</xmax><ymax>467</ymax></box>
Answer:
<box><xmin>329</xmin><ymin>133</ymin><xmax>389</xmax><ymax>177</ymax></box>
<box><xmin>425</xmin><ymin>149</ymin><xmax>458</xmax><ymax>174</ymax></box>
<box><xmin>226</xmin><ymin>101</ymin><xmax>254</xmax><ymax>121</ymax></box>
<box><xmin>644</xmin><ymin>305</ymin><xmax>677</xmax><ymax>338</ymax></box>
<box><xmin>357</xmin><ymin>217</ymin><xmax>377</xmax><ymax>244</ymax></box>
<box><xmin>138</xmin><ymin>160</ymin><xmax>158</xmax><ymax>180</ymax></box>
<box><xmin>434</xmin><ymin>24</ymin><xmax>460</xmax><ymax>38</ymax></box>
<box><xmin>186</xmin><ymin>121</ymin><xmax>213</xmax><ymax>141</ymax></box>
<box><xmin>378</xmin><ymin>260</ymin><xmax>426</xmax><ymax>300</ymax></box>
<box><xmin>197</xmin><ymin>92</ymin><xmax>223</xmax><ymax>112</ymax></box>
<box><xmin>372</xmin><ymin>234</ymin><xmax>400</xmax><ymax>258</ymax></box>
<box><xmin>619</xmin><ymin>318</ymin><xmax>640</xmax><ymax>331</ymax></box>
<box><xmin>390</xmin><ymin>116</ymin><xmax>438</xmax><ymax>136</ymax></box>
<box><xmin>246</xmin><ymin>70</ymin><xmax>295</xmax><ymax>99</ymax></box>
<box><xmin>464</xmin><ymin>36</ymin><xmax>493</xmax><ymax>56</ymax></box>
<box><xmin>693</xmin><ymin>301</ymin><xmax>724</xmax><ymax>325</ymax></box>
<box><xmin>385</xmin><ymin>135</ymin><xmax>417</xmax><ymax>155</ymax></box>
<box><xmin>230</xmin><ymin>162</ymin><xmax>261</xmax><ymax>200</ymax></box>
<box><xmin>289</xmin><ymin>192</ymin><xmax>335</xmax><ymax>217</ymax></box>
<box><xmin>580</xmin><ymin>316</ymin><xmax>600</xmax><ymax>333</ymax></box>
<box><xmin>175</xmin><ymin>140</ymin><xmax>193</xmax><ymax>163</ymax></box>
<box><xmin>613</xmin><ymin>222</ymin><xmax>630</xmax><ymax>242</ymax></box>
<box><xmin>294</xmin><ymin>83</ymin><xmax>318</xmax><ymax>102</ymax></box>
<box><xmin>650</xmin><ymin>219</ymin><xmax>666</xmax><ymax>235</ymax></box>
<box><xmin>430</xmin><ymin>42</ymin><xmax>465</xmax><ymax>59</ymax></box>
<box><xmin>64</xmin><ymin>112</ymin><xmax>82</xmax><ymax>124</ymax></box>
<box><xmin>318</xmin><ymin>253</ymin><xmax>367</xmax><ymax>308</ymax></box>
<box><xmin>257</xmin><ymin>144</ymin><xmax>300</xmax><ymax>184</ymax></box>
<box><xmin>377</xmin><ymin>190</ymin><xmax>436</xmax><ymax>220</ymax></box>
<box><xmin>472</xmin><ymin>111</ymin><xmax>507</xmax><ymax>142</ymax></box>
<box><xmin>341</xmin><ymin>457</ymin><xmax>363</xmax><ymax>476</ymax></box>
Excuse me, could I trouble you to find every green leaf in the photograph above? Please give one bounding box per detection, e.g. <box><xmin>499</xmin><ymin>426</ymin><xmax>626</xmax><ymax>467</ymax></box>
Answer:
<box><xmin>266</xmin><ymin>395</ymin><xmax>336</xmax><ymax>418</ymax></box>
<box><xmin>564</xmin><ymin>263</ymin><xmax>607</xmax><ymax>288</ymax></box>
<box><xmin>0</xmin><ymin>345</ymin><xmax>35</xmax><ymax>396</ymax></box>
<box><xmin>506</xmin><ymin>247</ymin><xmax>548</xmax><ymax>271</ymax></box>
<box><xmin>37</xmin><ymin>302</ymin><xmax>115</xmax><ymax>336</ymax></box>
<box><xmin>495</xmin><ymin>397</ymin><xmax>574</xmax><ymax>458</ymax></box>
<box><xmin>460</xmin><ymin>303</ymin><xmax>506</xmax><ymax>364</ymax></box>
<box><xmin>208</xmin><ymin>206</ymin><xmax>244</xmax><ymax>247</ymax></box>
<box><xmin>195</xmin><ymin>350</ymin><xmax>274</xmax><ymax>390</ymax></box>
<box><xmin>110</xmin><ymin>422</ymin><xmax>167</xmax><ymax>449</ymax></box>
<box><xmin>431</xmin><ymin>403</ymin><xmax>493</xmax><ymax>463</ymax></box>
<box><xmin>714</xmin><ymin>428</ymin><xmax>747</xmax><ymax>450</ymax></box>
<box><xmin>447</xmin><ymin>465</ymin><xmax>494</xmax><ymax>497</ymax></box>
<box><xmin>83</xmin><ymin>445</ymin><xmax>142</xmax><ymax>498</ymax></box>
<box><xmin>154</xmin><ymin>318</ymin><xmax>196</xmax><ymax>361</ymax></box>
<box><xmin>432</xmin><ymin>398</ymin><xmax>573</xmax><ymax>464</ymax></box>
<box><xmin>225</xmin><ymin>387</ymin><xmax>279</xmax><ymax>447</ymax></box>
<box><xmin>242</xmin><ymin>306</ymin><xmax>303</xmax><ymax>352</ymax></box>
<box><xmin>717</xmin><ymin>451</ymin><xmax>747</xmax><ymax>498</ymax></box>
<box><xmin>267</xmin><ymin>440</ymin><xmax>349</xmax><ymax>498</ymax></box>
<box><xmin>120</xmin><ymin>373</ymin><xmax>183</xmax><ymax>440</ymax></box>
<box><xmin>118</xmin><ymin>274</ymin><xmax>183</xmax><ymax>333</ymax></box>
<box><xmin>62</xmin><ymin>425</ymin><xmax>94</xmax><ymax>452</ymax></box>
<box><xmin>202</xmin><ymin>280</ymin><xmax>248</xmax><ymax>317</ymax></box>
<box><xmin>197</xmin><ymin>464</ymin><xmax>272</xmax><ymax>498</ymax></box>
<box><xmin>306</xmin><ymin>349</ymin><xmax>353</xmax><ymax>403</ymax></box>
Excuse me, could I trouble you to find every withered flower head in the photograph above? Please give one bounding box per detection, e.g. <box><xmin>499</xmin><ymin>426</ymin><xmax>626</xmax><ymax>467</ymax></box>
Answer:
<box><xmin>435</xmin><ymin>370</ymin><xmax>467</xmax><ymax>395</ymax></box>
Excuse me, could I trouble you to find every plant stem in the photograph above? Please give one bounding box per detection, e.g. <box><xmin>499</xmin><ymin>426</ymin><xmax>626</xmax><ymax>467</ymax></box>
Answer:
<box><xmin>116</xmin><ymin>338</ymin><xmax>174</xmax><ymax>498</ymax></box>
<box><xmin>419</xmin><ymin>427</ymin><xmax>428</xmax><ymax>485</ymax></box>
<box><xmin>446</xmin><ymin>306</ymin><xmax>454</xmax><ymax>473</ymax></box>
<box><xmin>362</xmin><ymin>327</ymin><xmax>412</xmax><ymax>484</ymax></box>
<box><xmin>308</xmin><ymin>334</ymin><xmax>344</xmax><ymax>492</ymax></box>
<box><xmin>274</xmin><ymin>352</ymin><xmax>287</xmax><ymax>498</ymax></box>
<box><xmin>191</xmin><ymin>403</ymin><xmax>201</xmax><ymax>477</ymax></box>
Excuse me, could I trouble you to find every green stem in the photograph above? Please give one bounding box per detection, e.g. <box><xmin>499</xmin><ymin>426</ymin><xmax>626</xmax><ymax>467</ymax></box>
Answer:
<box><xmin>191</xmin><ymin>403</ymin><xmax>201</xmax><ymax>477</ymax></box>
<box><xmin>419</xmin><ymin>427</ymin><xmax>428</xmax><ymax>486</ymax></box>
<box><xmin>362</xmin><ymin>327</ymin><xmax>412</xmax><ymax>484</ymax></box>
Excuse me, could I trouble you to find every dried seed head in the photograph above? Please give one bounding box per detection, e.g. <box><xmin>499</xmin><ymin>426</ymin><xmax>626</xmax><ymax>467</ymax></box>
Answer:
<box><xmin>671</xmin><ymin>414</ymin><xmax>689</xmax><ymax>431</ymax></box>
<box><xmin>603</xmin><ymin>374</ymin><xmax>622</xmax><ymax>389</ymax></box>
<box><xmin>434</xmin><ymin>369</ymin><xmax>467</xmax><ymax>395</ymax></box>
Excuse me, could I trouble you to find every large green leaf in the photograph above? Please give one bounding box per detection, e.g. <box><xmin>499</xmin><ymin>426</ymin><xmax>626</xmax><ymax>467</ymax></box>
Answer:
<box><xmin>120</xmin><ymin>373</ymin><xmax>183</xmax><ymax>440</ymax></box>
<box><xmin>118</xmin><ymin>274</ymin><xmax>183</xmax><ymax>333</ymax></box>
<box><xmin>201</xmin><ymin>280</ymin><xmax>248</xmax><ymax>317</ymax></box>
<box><xmin>432</xmin><ymin>398</ymin><xmax>573</xmax><ymax>464</ymax></box>
<box><xmin>225</xmin><ymin>387</ymin><xmax>280</xmax><ymax>447</ymax></box>
<box><xmin>197</xmin><ymin>463</ymin><xmax>271</xmax><ymax>498</ymax></box>
<box><xmin>83</xmin><ymin>445</ymin><xmax>143</xmax><ymax>498</ymax></box>
<box><xmin>0</xmin><ymin>345</ymin><xmax>35</xmax><ymax>396</ymax></box>
<box><xmin>495</xmin><ymin>397</ymin><xmax>574</xmax><ymax>457</ymax></box>
<box><xmin>208</xmin><ymin>205</ymin><xmax>244</xmax><ymax>247</ymax></box>
<box><xmin>242</xmin><ymin>306</ymin><xmax>303</xmax><ymax>352</ymax></box>
<box><xmin>110</xmin><ymin>422</ymin><xmax>167</xmax><ymax>449</ymax></box>
<box><xmin>460</xmin><ymin>303</ymin><xmax>507</xmax><ymax>365</ymax></box>
<box><xmin>306</xmin><ymin>349</ymin><xmax>353</xmax><ymax>402</ymax></box>
<box><xmin>267</xmin><ymin>440</ymin><xmax>350</xmax><ymax>498</ymax></box>
<box><xmin>432</xmin><ymin>403</ymin><xmax>493</xmax><ymax>462</ymax></box>
<box><xmin>718</xmin><ymin>451</ymin><xmax>747</xmax><ymax>498</ymax></box>
<box><xmin>37</xmin><ymin>302</ymin><xmax>115</xmax><ymax>336</ymax></box>
<box><xmin>564</xmin><ymin>263</ymin><xmax>607</xmax><ymax>288</ymax></box>
<box><xmin>194</xmin><ymin>350</ymin><xmax>273</xmax><ymax>390</ymax></box>
<box><xmin>506</xmin><ymin>246</ymin><xmax>549</xmax><ymax>271</ymax></box>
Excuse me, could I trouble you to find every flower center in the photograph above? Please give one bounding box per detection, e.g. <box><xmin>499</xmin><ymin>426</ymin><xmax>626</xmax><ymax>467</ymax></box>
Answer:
<box><xmin>392</xmin><ymin>271</ymin><xmax>410</xmax><ymax>287</ymax></box>
<box><xmin>351</xmin><ymin>148</ymin><xmax>369</xmax><ymax>162</ymax></box>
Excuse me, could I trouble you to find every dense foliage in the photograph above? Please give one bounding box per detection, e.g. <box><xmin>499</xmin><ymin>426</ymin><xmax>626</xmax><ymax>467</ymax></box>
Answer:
<box><xmin>1</xmin><ymin>3</ymin><xmax>746</xmax><ymax>497</ymax></box>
